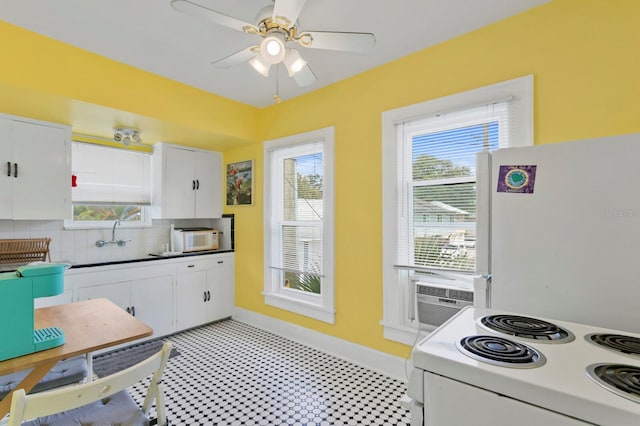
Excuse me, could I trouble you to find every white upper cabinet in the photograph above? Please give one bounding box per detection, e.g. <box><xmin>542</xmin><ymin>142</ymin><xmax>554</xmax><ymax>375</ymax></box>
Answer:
<box><xmin>0</xmin><ymin>114</ymin><xmax>71</xmax><ymax>220</ymax></box>
<box><xmin>152</xmin><ymin>143</ymin><xmax>222</xmax><ymax>219</ymax></box>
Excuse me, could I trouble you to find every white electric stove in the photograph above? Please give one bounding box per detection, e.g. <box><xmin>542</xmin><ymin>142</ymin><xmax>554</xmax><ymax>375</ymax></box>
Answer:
<box><xmin>407</xmin><ymin>307</ymin><xmax>640</xmax><ymax>426</ymax></box>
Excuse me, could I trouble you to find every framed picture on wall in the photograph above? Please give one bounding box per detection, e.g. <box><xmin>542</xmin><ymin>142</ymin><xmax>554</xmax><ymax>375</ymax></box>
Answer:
<box><xmin>226</xmin><ymin>160</ymin><xmax>253</xmax><ymax>205</ymax></box>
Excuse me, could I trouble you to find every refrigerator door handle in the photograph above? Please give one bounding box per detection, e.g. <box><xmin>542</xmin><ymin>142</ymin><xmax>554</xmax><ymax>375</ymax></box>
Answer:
<box><xmin>473</xmin><ymin>275</ymin><xmax>492</xmax><ymax>309</ymax></box>
<box><xmin>408</xmin><ymin>277</ymin><xmax>416</xmax><ymax>321</ymax></box>
<box><xmin>475</xmin><ymin>151</ymin><xmax>491</xmax><ymax>276</ymax></box>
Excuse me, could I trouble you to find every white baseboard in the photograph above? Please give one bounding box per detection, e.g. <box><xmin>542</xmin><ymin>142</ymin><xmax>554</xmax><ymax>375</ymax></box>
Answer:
<box><xmin>233</xmin><ymin>307</ymin><xmax>409</xmax><ymax>382</ymax></box>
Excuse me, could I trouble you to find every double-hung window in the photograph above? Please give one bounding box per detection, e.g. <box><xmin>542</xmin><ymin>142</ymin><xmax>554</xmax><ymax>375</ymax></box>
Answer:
<box><xmin>65</xmin><ymin>142</ymin><xmax>152</xmax><ymax>228</ymax></box>
<box><xmin>264</xmin><ymin>127</ymin><xmax>335</xmax><ymax>324</ymax></box>
<box><xmin>382</xmin><ymin>76</ymin><xmax>533</xmax><ymax>344</ymax></box>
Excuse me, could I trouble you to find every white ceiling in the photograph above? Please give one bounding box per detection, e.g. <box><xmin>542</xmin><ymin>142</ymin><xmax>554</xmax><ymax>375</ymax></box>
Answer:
<box><xmin>1</xmin><ymin>0</ymin><xmax>549</xmax><ymax>108</ymax></box>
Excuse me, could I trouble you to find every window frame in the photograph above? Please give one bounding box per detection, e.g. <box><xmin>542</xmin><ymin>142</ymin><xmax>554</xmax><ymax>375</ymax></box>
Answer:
<box><xmin>263</xmin><ymin>127</ymin><xmax>335</xmax><ymax>324</ymax></box>
<box><xmin>381</xmin><ymin>76</ymin><xmax>533</xmax><ymax>345</ymax></box>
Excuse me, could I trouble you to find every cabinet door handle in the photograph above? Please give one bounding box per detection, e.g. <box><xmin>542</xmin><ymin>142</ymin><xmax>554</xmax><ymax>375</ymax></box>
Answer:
<box><xmin>6</xmin><ymin>162</ymin><xmax>10</xmax><ymax>177</ymax></box>
<box><xmin>208</xmin><ymin>290</ymin><xmax>211</xmax><ymax>301</ymax></box>
<box><xmin>192</xmin><ymin>179</ymin><xmax>196</xmax><ymax>190</ymax></box>
<box><xmin>196</xmin><ymin>179</ymin><xmax>200</xmax><ymax>190</ymax></box>
<box><xmin>13</xmin><ymin>162</ymin><xmax>17</xmax><ymax>178</ymax></box>
<box><xmin>203</xmin><ymin>291</ymin><xmax>207</xmax><ymax>302</ymax></box>
<box><xmin>126</xmin><ymin>306</ymin><xmax>131</xmax><ymax>314</ymax></box>
<box><xmin>131</xmin><ymin>306</ymin><xmax>136</xmax><ymax>316</ymax></box>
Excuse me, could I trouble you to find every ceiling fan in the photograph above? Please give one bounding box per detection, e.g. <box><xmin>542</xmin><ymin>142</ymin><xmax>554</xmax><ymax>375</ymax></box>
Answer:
<box><xmin>170</xmin><ymin>0</ymin><xmax>376</xmax><ymax>87</ymax></box>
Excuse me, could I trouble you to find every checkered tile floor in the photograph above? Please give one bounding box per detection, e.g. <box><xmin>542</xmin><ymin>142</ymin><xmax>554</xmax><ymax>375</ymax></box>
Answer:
<box><xmin>129</xmin><ymin>319</ymin><xmax>412</xmax><ymax>425</ymax></box>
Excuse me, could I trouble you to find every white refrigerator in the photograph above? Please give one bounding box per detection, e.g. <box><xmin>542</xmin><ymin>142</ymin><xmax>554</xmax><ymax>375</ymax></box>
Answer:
<box><xmin>475</xmin><ymin>132</ymin><xmax>640</xmax><ymax>333</ymax></box>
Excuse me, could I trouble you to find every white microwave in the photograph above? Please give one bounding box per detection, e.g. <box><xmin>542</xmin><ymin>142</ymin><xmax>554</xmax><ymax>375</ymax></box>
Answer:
<box><xmin>172</xmin><ymin>228</ymin><xmax>219</xmax><ymax>253</ymax></box>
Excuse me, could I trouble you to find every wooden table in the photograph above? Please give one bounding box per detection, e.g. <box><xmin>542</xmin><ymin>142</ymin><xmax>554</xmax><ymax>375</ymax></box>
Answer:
<box><xmin>0</xmin><ymin>298</ymin><xmax>153</xmax><ymax>418</ymax></box>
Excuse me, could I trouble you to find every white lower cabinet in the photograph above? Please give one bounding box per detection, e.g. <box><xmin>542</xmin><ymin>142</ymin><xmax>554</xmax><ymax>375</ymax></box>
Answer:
<box><xmin>65</xmin><ymin>253</ymin><xmax>234</xmax><ymax>339</ymax></box>
<box><xmin>175</xmin><ymin>253</ymin><xmax>235</xmax><ymax>330</ymax></box>
<box><xmin>67</xmin><ymin>262</ymin><xmax>176</xmax><ymax>340</ymax></box>
<box><xmin>76</xmin><ymin>275</ymin><xmax>174</xmax><ymax>339</ymax></box>
<box><xmin>176</xmin><ymin>261</ymin><xmax>208</xmax><ymax>330</ymax></box>
<box><xmin>206</xmin><ymin>253</ymin><xmax>234</xmax><ymax>320</ymax></box>
<box><xmin>33</xmin><ymin>289</ymin><xmax>73</xmax><ymax>309</ymax></box>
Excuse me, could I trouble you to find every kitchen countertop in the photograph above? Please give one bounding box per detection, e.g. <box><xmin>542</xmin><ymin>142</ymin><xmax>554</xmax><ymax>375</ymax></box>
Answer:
<box><xmin>0</xmin><ymin>249</ymin><xmax>234</xmax><ymax>272</ymax></box>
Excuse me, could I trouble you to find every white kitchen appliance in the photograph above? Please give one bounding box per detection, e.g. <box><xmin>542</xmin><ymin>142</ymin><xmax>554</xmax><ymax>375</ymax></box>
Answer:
<box><xmin>474</xmin><ymin>133</ymin><xmax>640</xmax><ymax>334</ymax></box>
<box><xmin>172</xmin><ymin>227</ymin><xmax>219</xmax><ymax>253</ymax></box>
<box><xmin>408</xmin><ymin>306</ymin><xmax>640</xmax><ymax>426</ymax></box>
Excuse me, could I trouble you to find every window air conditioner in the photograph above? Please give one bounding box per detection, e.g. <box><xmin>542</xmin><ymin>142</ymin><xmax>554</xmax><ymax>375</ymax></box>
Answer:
<box><xmin>415</xmin><ymin>281</ymin><xmax>474</xmax><ymax>327</ymax></box>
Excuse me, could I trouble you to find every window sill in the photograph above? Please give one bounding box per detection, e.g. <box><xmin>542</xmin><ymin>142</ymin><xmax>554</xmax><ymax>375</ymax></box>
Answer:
<box><xmin>263</xmin><ymin>292</ymin><xmax>335</xmax><ymax>324</ymax></box>
<box><xmin>63</xmin><ymin>219</ymin><xmax>152</xmax><ymax>230</ymax></box>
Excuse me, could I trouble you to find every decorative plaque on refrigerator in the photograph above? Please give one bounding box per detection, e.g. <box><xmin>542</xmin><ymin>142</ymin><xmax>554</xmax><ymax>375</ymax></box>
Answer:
<box><xmin>497</xmin><ymin>165</ymin><xmax>537</xmax><ymax>193</ymax></box>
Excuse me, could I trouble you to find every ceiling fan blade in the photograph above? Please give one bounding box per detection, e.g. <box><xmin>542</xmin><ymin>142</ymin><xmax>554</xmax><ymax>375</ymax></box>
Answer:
<box><xmin>292</xmin><ymin>63</ymin><xmax>317</xmax><ymax>87</ymax></box>
<box><xmin>211</xmin><ymin>46</ymin><xmax>258</xmax><ymax>68</ymax></box>
<box><xmin>300</xmin><ymin>31</ymin><xmax>376</xmax><ymax>52</ymax></box>
<box><xmin>272</xmin><ymin>0</ymin><xmax>307</xmax><ymax>26</ymax></box>
<box><xmin>170</xmin><ymin>0</ymin><xmax>257</xmax><ymax>33</ymax></box>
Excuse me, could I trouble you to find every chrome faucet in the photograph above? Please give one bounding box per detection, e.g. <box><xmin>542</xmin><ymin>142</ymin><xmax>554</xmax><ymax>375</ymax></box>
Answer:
<box><xmin>112</xmin><ymin>220</ymin><xmax>120</xmax><ymax>241</ymax></box>
<box><xmin>96</xmin><ymin>220</ymin><xmax>129</xmax><ymax>247</ymax></box>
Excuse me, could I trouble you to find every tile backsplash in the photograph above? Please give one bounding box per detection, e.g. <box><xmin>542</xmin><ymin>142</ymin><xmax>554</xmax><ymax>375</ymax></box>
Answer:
<box><xmin>0</xmin><ymin>216</ymin><xmax>233</xmax><ymax>265</ymax></box>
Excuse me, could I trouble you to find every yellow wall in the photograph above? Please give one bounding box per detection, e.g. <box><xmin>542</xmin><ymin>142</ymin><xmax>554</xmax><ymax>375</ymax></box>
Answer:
<box><xmin>0</xmin><ymin>21</ymin><xmax>261</xmax><ymax>150</ymax></box>
<box><xmin>225</xmin><ymin>0</ymin><xmax>640</xmax><ymax>357</ymax></box>
<box><xmin>1</xmin><ymin>0</ymin><xmax>639</xmax><ymax>359</ymax></box>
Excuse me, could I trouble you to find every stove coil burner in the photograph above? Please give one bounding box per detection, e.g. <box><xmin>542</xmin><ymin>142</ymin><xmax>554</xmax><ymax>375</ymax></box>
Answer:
<box><xmin>587</xmin><ymin>364</ymin><xmax>640</xmax><ymax>404</ymax></box>
<box><xmin>479</xmin><ymin>314</ymin><xmax>575</xmax><ymax>344</ymax></box>
<box><xmin>587</xmin><ymin>333</ymin><xmax>640</xmax><ymax>358</ymax></box>
<box><xmin>456</xmin><ymin>335</ymin><xmax>546</xmax><ymax>369</ymax></box>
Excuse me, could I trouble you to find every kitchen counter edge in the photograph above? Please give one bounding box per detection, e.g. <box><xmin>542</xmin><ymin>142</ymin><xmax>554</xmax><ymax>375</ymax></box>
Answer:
<box><xmin>69</xmin><ymin>249</ymin><xmax>235</xmax><ymax>269</ymax></box>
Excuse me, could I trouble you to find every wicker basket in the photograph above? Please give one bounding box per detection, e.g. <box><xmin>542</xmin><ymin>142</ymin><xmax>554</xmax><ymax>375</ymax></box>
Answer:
<box><xmin>0</xmin><ymin>238</ymin><xmax>51</xmax><ymax>264</ymax></box>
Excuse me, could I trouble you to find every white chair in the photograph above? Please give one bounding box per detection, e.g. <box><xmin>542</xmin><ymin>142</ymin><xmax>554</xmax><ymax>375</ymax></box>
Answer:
<box><xmin>8</xmin><ymin>342</ymin><xmax>172</xmax><ymax>426</ymax></box>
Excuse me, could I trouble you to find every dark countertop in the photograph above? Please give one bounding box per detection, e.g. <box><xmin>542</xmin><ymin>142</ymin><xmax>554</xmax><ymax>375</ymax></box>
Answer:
<box><xmin>0</xmin><ymin>249</ymin><xmax>234</xmax><ymax>272</ymax></box>
<box><xmin>71</xmin><ymin>249</ymin><xmax>234</xmax><ymax>269</ymax></box>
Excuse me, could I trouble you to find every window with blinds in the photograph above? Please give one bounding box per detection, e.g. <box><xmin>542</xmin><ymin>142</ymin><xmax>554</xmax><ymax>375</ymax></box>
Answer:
<box><xmin>264</xmin><ymin>126</ymin><xmax>335</xmax><ymax>324</ymax></box>
<box><xmin>272</xmin><ymin>145</ymin><xmax>324</xmax><ymax>294</ymax></box>
<box><xmin>397</xmin><ymin>103</ymin><xmax>507</xmax><ymax>274</ymax></box>
<box><xmin>381</xmin><ymin>75</ymin><xmax>533</xmax><ymax>344</ymax></box>
<box><xmin>68</xmin><ymin>142</ymin><xmax>151</xmax><ymax>226</ymax></box>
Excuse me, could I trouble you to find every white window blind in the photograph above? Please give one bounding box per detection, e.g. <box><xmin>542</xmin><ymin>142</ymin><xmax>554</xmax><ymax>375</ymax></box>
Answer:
<box><xmin>72</xmin><ymin>142</ymin><xmax>151</xmax><ymax>205</ymax></box>
<box><xmin>270</xmin><ymin>143</ymin><xmax>324</xmax><ymax>282</ymax></box>
<box><xmin>396</xmin><ymin>101</ymin><xmax>512</xmax><ymax>274</ymax></box>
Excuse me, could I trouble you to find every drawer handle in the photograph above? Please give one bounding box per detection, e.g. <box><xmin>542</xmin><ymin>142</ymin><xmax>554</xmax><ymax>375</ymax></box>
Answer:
<box><xmin>217</xmin><ymin>260</ymin><xmax>223</xmax><ymax>264</ymax></box>
<box><xmin>187</xmin><ymin>264</ymin><xmax>195</xmax><ymax>268</ymax></box>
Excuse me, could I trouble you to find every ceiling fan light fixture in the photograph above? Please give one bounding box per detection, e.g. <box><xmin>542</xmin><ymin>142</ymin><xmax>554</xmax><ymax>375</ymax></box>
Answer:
<box><xmin>283</xmin><ymin>49</ymin><xmax>307</xmax><ymax>77</ymax></box>
<box><xmin>259</xmin><ymin>34</ymin><xmax>286</xmax><ymax>64</ymax></box>
<box><xmin>249</xmin><ymin>55</ymin><xmax>271</xmax><ymax>77</ymax></box>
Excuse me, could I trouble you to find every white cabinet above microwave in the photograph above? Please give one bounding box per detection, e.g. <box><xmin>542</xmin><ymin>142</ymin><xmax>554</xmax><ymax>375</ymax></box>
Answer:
<box><xmin>0</xmin><ymin>113</ymin><xmax>71</xmax><ymax>220</ymax></box>
<box><xmin>151</xmin><ymin>143</ymin><xmax>222</xmax><ymax>219</ymax></box>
